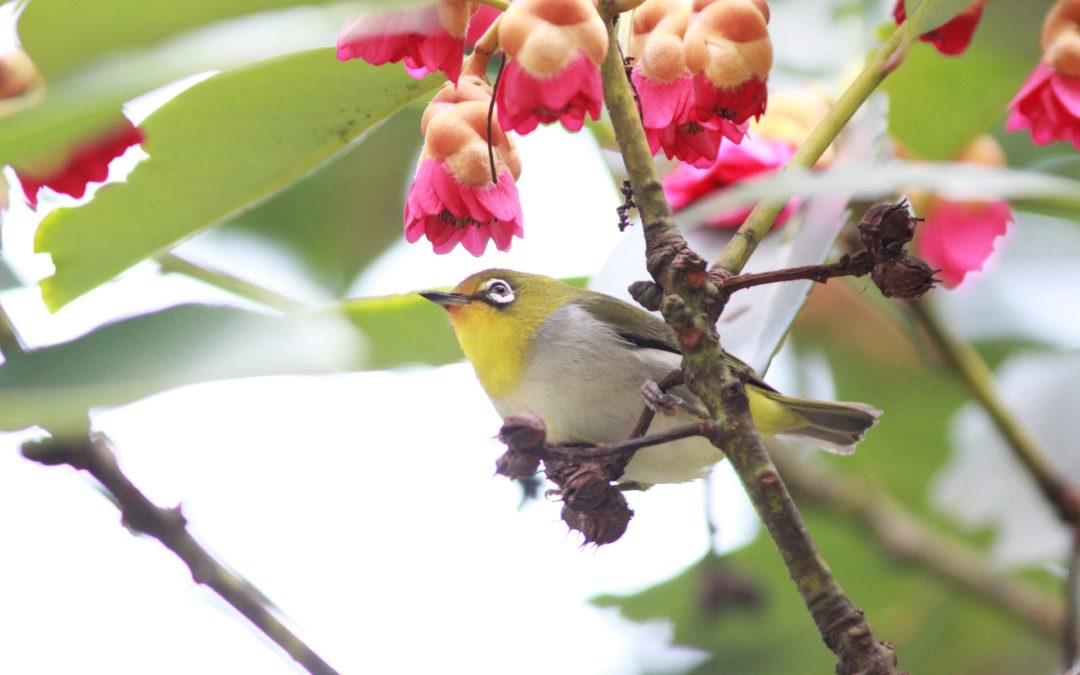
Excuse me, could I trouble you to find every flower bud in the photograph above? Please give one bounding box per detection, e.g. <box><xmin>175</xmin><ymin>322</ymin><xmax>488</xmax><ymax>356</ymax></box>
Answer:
<box><xmin>1043</xmin><ymin>0</ymin><xmax>1080</xmax><ymax>77</ymax></box>
<box><xmin>871</xmin><ymin>256</ymin><xmax>939</xmax><ymax>299</ymax></box>
<box><xmin>496</xmin><ymin>0</ymin><xmax>607</xmax><ymax>133</ymax></box>
<box><xmin>684</xmin><ymin>0</ymin><xmax>772</xmax><ymax>125</ymax></box>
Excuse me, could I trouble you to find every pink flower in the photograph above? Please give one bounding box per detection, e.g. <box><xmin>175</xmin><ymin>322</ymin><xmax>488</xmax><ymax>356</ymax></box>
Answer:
<box><xmin>495</xmin><ymin>0</ymin><xmax>607</xmax><ymax>134</ymax></box>
<box><xmin>406</xmin><ymin>76</ymin><xmax>523</xmax><ymax>256</ymax></box>
<box><xmin>15</xmin><ymin>120</ymin><xmax>144</xmax><ymax>208</ymax></box>
<box><xmin>683</xmin><ymin>0</ymin><xmax>772</xmax><ymax>128</ymax></box>
<box><xmin>1006</xmin><ymin>62</ymin><xmax>1080</xmax><ymax>149</ymax></box>
<box><xmin>662</xmin><ymin>135</ymin><xmax>795</xmax><ymax>226</ymax></box>
<box><xmin>336</xmin><ymin>1</ymin><xmax>496</xmax><ymax>84</ymax></box>
<box><xmin>915</xmin><ymin>199</ymin><xmax>1011</xmax><ymax>286</ymax></box>
<box><xmin>627</xmin><ymin>0</ymin><xmax>745</xmax><ymax>166</ymax></box>
<box><xmin>893</xmin><ymin>0</ymin><xmax>986</xmax><ymax>56</ymax></box>
<box><xmin>405</xmin><ymin>159</ymin><xmax>523</xmax><ymax>255</ymax></box>
<box><xmin>496</xmin><ymin>53</ymin><xmax>603</xmax><ymax>134</ymax></box>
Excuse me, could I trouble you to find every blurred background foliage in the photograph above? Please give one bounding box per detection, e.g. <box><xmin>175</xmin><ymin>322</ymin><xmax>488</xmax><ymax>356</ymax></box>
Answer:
<box><xmin>0</xmin><ymin>0</ymin><xmax>1076</xmax><ymax>673</ymax></box>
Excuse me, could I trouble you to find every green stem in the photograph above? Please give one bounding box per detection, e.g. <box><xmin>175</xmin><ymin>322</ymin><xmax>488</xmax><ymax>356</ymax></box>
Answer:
<box><xmin>599</xmin><ymin>3</ymin><xmax>899</xmax><ymax>672</ymax></box>
<box><xmin>909</xmin><ymin>298</ymin><xmax>1080</xmax><ymax>525</ymax></box>
<box><xmin>713</xmin><ymin>0</ymin><xmax>935</xmax><ymax>275</ymax></box>
<box><xmin>156</xmin><ymin>253</ymin><xmax>308</xmax><ymax>313</ymax></box>
<box><xmin>0</xmin><ymin>302</ymin><xmax>25</xmax><ymax>357</ymax></box>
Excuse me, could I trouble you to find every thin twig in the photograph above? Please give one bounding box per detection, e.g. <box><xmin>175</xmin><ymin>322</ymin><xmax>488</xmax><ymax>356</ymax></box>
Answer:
<box><xmin>542</xmin><ymin>421</ymin><xmax>708</xmax><ymax>461</ymax></box>
<box><xmin>719</xmin><ymin>253</ymin><xmax>874</xmax><ymax>294</ymax></box>
<box><xmin>486</xmin><ymin>53</ymin><xmax>507</xmax><ymax>185</ymax></box>
<box><xmin>21</xmin><ymin>434</ymin><xmax>340</xmax><ymax>675</ymax></box>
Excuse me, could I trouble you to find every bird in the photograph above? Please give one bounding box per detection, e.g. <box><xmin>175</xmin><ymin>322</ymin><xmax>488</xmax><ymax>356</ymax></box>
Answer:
<box><xmin>421</xmin><ymin>269</ymin><xmax>880</xmax><ymax>486</ymax></box>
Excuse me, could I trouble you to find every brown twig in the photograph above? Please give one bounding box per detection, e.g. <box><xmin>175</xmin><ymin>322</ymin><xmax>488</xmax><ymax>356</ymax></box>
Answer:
<box><xmin>720</xmin><ymin>253</ymin><xmax>874</xmax><ymax>293</ymax></box>
<box><xmin>540</xmin><ymin>420</ymin><xmax>709</xmax><ymax>461</ymax></box>
<box><xmin>773</xmin><ymin>448</ymin><xmax>1067</xmax><ymax>641</ymax></box>
<box><xmin>486</xmin><ymin>52</ymin><xmax>507</xmax><ymax>185</ymax></box>
<box><xmin>21</xmin><ymin>434</ymin><xmax>340</xmax><ymax>675</ymax></box>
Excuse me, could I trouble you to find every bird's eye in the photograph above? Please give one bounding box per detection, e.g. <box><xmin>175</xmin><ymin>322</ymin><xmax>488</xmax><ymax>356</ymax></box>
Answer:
<box><xmin>484</xmin><ymin>279</ymin><xmax>514</xmax><ymax>304</ymax></box>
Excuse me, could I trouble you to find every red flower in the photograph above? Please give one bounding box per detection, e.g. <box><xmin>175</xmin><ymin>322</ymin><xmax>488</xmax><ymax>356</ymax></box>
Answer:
<box><xmin>15</xmin><ymin>120</ymin><xmax>144</xmax><ymax>208</ymax></box>
<box><xmin>496</xmin><ymin>53</ymin><xmax>603</xmax><ymax>134</ymax></box>
<box><xmin>495</xmin><ymin>0</ymin><xmax>607</xmax><ymax>134</ymax></box>
<box><xmin>336</xmin><ymin>1</ymin><xmax>496</xmax><ymax>84</ymax></box>
<box><xmin>892</xmin><ymin>0</ymin><xmax>986</xmax><ymax>56</ymax></box>
<box><xmin>683</xmin><ymin>0</ymin><xmax>772</xmax><ymax>127</ymax></box>
<box><xmin>1006</xmin><ymin>63</ymin><xmax>1080</xmax><ymax>148</ymax></box>
<box><xmin>406</xmin><ymin>76</ymin><xmax>523</xmax><ymax>256</ymax></box>
<box><xmin>915</xmin><ymin>199</ymin><xmax>1011</xmax><ymax>286</ymax></box>
<box><xmin>662</xmin><ymin>135</ymin><xmax>795</xmax><ymax>227</ymax></box>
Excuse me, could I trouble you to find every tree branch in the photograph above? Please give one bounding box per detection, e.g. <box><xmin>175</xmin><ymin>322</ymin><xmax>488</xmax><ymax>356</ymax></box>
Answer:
<box><xmin>773</xmin><ymin>448</ymin><xmax>1067</xmax><ymax>641</ymax></box>
<box><xmin>1067</xmin><ymin>527</ymin><xmax>1080</xmax><ymax>669</ymax></box>
<box><xmin>598</xmin><ymin>3</ymin><xmax>900</xmax><ymax>672</ymax></box>
<box><xmin>21</xmin><ymin>433</ymin><xmax>340</xmax><ymax>675</ymax></box>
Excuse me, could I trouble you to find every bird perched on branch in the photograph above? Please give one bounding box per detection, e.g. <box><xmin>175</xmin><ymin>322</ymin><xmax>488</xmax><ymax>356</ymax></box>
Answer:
<box><xmin>421</xmin><ymin>269</ymin><xmax>880</xmax><ymax>486</ymax></box>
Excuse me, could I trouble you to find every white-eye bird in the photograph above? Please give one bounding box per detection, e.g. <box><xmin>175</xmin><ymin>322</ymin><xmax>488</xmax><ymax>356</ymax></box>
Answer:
<box><xmin>421</xmin><ymin>269</ymin><xmax>880</xmax><ymax>486</ymax></box>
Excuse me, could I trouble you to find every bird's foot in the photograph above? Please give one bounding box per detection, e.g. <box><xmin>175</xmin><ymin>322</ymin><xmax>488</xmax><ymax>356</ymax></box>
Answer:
<box><xmin>641</xmin><ymin>380</ymin><xmax>709</xmax><ymax>418</ymax></box>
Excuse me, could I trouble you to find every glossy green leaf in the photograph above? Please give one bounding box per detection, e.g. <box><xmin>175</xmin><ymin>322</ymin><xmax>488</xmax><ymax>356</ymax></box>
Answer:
<box><xmin>34</xmin><ymin>49</ymin><xmax>441</xmax><ymax>311</ymax></box>
<box><xmin>884</xmin><ymin>0</ymin><xmax>1043</xmax><ymax>160</ymax></box>
<box><xmin>0</xmin><ymin>303</ymin><xmax>363</xmax><ymax>434</ymax></box>
<box><xmin>0</xmin><ymin>3</ymin><xmax>360</xmax><ymax>170</ymax></box>
<box><xmin>216</xmin><ymin>103</ymin><xmax>425</xmax><ymax>296</ymax></box>
<box><xmin>18</xmin><ymin>0</ymin><xmax>369</xmax><ymax>80</ymax></box>
<box><xmin>594</xmin><ymin>342</ymin><xmax>1058</xmax><ymax>674</ymax></box>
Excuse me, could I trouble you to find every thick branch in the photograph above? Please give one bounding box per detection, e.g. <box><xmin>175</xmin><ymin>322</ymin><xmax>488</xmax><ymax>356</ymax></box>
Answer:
<box><xmin>774</xmin><ymin>449</ymin><xmax>1067</xmax><ymax>640</ymax></box>
<box><xmin>22</xmin><ymin>434</ymin><xmax>340</xmax><ymax>675</ymax></box>
<box><xmin>599</xmin><ymin>4</ymin><xmax>899</xmax><ymax>672</ymax></box>
<box><xmin>908</xmin><ymin>299</ymin><xmax>1080</xmax><ymax>526</ymax></box>
<box><xmin>1068</xmin><ymin>528</ymin><xmax>1080</xmax><ymax>668</ymax></box>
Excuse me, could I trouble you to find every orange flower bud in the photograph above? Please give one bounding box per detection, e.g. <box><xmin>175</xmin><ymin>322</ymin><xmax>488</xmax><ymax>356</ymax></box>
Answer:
<box><xmin>498</xmin><ymin>0</ymin><xmax>607</xmax><ymax>75</ymax></box>
<box><xmin>684</xmin><ymin>0</ymin><xmax>771</xmax><ymax>89</ymax></box>
<box><xmin>630</xmin><ymin>0</ymin><xmax>692</xmax><ymax>84</ymax></box>
<box><xmin>1043</xmin><ymin>0</ymin><xmax>1080</xmax><ymax>77</ymax></box>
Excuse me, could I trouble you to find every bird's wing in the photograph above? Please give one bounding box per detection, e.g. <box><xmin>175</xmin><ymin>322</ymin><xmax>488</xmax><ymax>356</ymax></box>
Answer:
<box><xmin>574</xmin><ymin>292</ymin><xmax>778</xmax><ymax>393</ymax></box>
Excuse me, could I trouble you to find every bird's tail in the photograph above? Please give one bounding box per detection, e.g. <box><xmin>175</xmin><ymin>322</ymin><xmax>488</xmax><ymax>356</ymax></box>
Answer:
<box><xmin>765</xmin><ymin>392</ymin><xmax>882</xmax><ymax>455</ymax></box>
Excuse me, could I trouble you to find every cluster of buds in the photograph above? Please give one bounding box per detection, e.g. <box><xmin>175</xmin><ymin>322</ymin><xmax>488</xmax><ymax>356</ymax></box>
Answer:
<box><xmin>857</xmin><ymin>202</ymin><xmax>940</xmax><ymax>299</ymax></box>
<box><xmin>629</xmin><ymin>0</ymin><xmax>772</xmax><ymax>167</ymax></box>
<box><xmin>337</xmin><ymin>0</ymin><xmax>498</xmax><ymax>84</ymax></box>
<box><xmin>1008</xmin><ymin>0</ymin><xmax>1080</xmax><ymax>149</ymax></box>
<box><xmin>404</xmin><ymin>76</ymin><xmax>524</xmax><ymax>256</ymax></box>
<box><xmin>892</xmin><ymin>0</ymin><xmax>987</xmax><ymax>56</ymax></box>
<box><xmin>496</xmin><ymin>413</ymin><xmax>634</xmax><ymax>546</ymax></box>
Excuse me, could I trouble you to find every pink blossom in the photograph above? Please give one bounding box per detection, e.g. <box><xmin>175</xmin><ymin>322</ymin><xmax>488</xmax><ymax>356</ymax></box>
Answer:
<box><xmin>1006</xmin><ymin>62</ymin><xmax>1080</xmax><ymax>149</ymax></box>
<box><xmin>405</xmin><ymin>159</ymin><xmax>523</xmax><ymax>256</ymax></box>
<box><xmin>336</xmin><ymin>2</ymin><xmax>496</xmax><ymax>84</ymax></box>
<box><xmin>691</xmin><ymin>74</ymin><xmax>769</xmax><ymax>128</ymax></box>
<box><xmin>15</xmin><ymin>120</ymin><xmax>144</xmax><ymax>208</ymax></box>
<box><xmin>496</xmin><ymin>52</ymin><xmax>603</xmax><ymax>134</ymax></box>
<box><xmin>633</xmin><ymin>70</ymin><xmax>746</xmax><ymax>167</ymax></box>
<box><xmin>893</xmin><ymin>0</ymin><xmax>986</xmax><ymax>56</ymax></box>
<box><xmin>915</xmin><ymin>199</ymin><xmax>1011</xmax><ymax>287</ymax></box>
<box><xmin>662</xmin><ymin>135</ymin><xmax>795</xmax><ymax>227</ymax></box>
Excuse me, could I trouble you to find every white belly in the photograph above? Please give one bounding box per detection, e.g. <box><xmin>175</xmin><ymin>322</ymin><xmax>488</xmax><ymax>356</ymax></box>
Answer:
<box><xmin>491</xmin><ymin>305</ymin><xmax>724</xmax><ymax>485</ymax></box>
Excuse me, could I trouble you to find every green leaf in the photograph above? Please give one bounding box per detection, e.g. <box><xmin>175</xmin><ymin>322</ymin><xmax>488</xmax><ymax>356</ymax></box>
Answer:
<box><xmin>0</xmin><ymin>303</ymin><xmax>362</xmax><ymax>434</ymax></box>
<box><xmin>34</xmin><ymin>49</ymin><xmax>441</xmax><ymax>311</ymax></box>
<box><xmin>216</xmin><ymin>102</ymin><xmax>426</xmax><ymax>296</ymax></box>
<box><xmin>17</xmin><ymin>0</ymin><xmax>367</xmax><ymax>81</ymax></box>
<box><xmin>883</xmin><ymin>0</ymin><xmax>1042</xmax><ymax>159</ymax></box>
<box><xmin>0</xmin><ymin>3</ymin><xmax>361</xmax><ymax>170</ymax></box>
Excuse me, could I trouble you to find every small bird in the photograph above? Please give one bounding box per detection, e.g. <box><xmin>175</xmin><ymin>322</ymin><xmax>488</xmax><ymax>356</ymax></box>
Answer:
<box><xmin>421</xmin><ymin>269</ymin><xmax>880</xmax><ymax>486</ymax></box>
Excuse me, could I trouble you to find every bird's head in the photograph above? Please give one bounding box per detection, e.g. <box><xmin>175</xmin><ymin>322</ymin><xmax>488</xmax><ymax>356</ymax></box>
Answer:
<box><xmin>420</xmin><ymin>269</ymin><xmax>581</xmax><ymax>396</ymax></box>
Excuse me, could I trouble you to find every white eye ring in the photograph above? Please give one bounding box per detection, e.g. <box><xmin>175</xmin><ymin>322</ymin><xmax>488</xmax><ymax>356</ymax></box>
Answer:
<box><xmin>483</xmin><ymin>278</ymin><xmax>515</xmax><ymax>304</ymax></box>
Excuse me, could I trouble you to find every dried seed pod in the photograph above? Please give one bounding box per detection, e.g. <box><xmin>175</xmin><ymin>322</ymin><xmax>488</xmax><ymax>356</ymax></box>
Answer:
<box><xmin>871</xmin><ymin>256</ymin><xmax>939</xmax><ymax>299</ymax></box>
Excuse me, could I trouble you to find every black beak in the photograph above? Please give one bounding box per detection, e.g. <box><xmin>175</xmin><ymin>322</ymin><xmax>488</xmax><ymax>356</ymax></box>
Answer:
<box><xmin>419</xmin><ymin>290</ymin><xmax>471</xmax><ymax>308</ymax></box>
